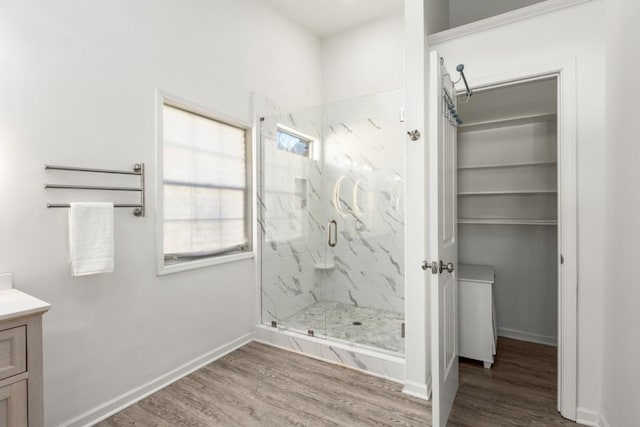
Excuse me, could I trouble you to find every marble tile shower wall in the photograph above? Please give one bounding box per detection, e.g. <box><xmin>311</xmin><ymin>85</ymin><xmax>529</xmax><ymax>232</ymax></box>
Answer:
<box><xmin>259</xmin><ymin>90</ymin><xmax>405</xmax><ymax>326</ymax></box>
<box><xmin>323</xmin><ymin>92</ymin><xmax>405</xmax><ymax>314</ymax></box>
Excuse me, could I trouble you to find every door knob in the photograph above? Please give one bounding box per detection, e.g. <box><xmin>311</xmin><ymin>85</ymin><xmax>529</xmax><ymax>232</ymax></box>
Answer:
<box><xmin>439</xmin><ymin>260</ymin><xmax>454</xmax><ymax>274</ymax></box>
<box><xmin>422</xmin><ymin>260</ymin><xmax>438</xmax><ymax>274</ymax></box>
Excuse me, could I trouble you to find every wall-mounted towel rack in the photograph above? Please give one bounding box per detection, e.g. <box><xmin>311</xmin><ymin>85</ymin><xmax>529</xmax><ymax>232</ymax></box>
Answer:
<box><xmin>44</xmin><ymin>163</ymin><xmax>145</xmax><ymax>217</ymax></box>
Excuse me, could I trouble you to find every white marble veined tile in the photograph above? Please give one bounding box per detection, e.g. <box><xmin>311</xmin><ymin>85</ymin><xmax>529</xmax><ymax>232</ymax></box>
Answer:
<box><xmin>254</xmin><ymin>325</ymin><xmax>405</xmax><ymax>382</ymax></box>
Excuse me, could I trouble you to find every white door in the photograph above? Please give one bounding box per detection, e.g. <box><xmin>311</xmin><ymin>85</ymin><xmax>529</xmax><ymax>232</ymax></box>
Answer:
<box><xmin>428</xmin><ymin>50</ymin><xmax>459</xmax><ymax>427</ymax></box>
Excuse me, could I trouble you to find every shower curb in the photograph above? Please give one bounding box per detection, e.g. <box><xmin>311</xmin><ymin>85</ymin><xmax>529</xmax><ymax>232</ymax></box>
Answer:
<box><xmin>254</xmin><ymin>325</ymin><xmax>405</xmax><ymax>384</ymax></box>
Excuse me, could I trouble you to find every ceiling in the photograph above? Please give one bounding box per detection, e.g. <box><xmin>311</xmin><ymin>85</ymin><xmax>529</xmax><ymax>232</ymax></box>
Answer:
<box><xmin>458</xmin><ymin>78</ymin><xmax>557</xmax><ymax>124</ymax></box>
<box><xmin>263</xmin><ymin>0</ymin><xmax>403</xmax><ymax>38</ymax></box>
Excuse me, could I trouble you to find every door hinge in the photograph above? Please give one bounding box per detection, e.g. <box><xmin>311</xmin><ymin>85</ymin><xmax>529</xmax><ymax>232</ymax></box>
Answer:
<box><xmin>560</xmin><ymin>254</ymin><xmax>564</xmax><ymax>265</ymax></box>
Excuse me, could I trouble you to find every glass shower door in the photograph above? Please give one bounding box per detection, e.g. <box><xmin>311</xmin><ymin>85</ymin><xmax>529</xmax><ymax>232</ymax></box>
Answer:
<box><xmin>259</xmin><ymin>106</ymin><xmax>328</xmax><ymax>339</ymax></box>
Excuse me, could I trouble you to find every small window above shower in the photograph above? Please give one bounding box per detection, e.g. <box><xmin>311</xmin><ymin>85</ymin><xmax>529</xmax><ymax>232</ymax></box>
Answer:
<box><xmin>277</xmin><ymin>125</ymin><xmax>314</xmax><ymax>158</ymax></box>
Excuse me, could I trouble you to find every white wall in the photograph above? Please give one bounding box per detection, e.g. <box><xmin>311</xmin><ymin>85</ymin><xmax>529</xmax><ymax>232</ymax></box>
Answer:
<box><xmin>321</xmin><ymin>12</ymin><xmax>404</xmax><ymax>103</ymax></box>
<box><xmin>249</xmin><ymin>3</ymin><xmax>323</xmax><ymax>111</ymax></box>
<box><xmin>449</xmin><ymin>0</ymin><xmax>546</xmax><ymax>28</ymax></box>
<box><xmin>601</xmin><ymin>0</ymin><xmax>640</xmax><ymax>425</ymax></box>
<box><xmin>426</xmin><ymin>0</ymin><xmax>450</xmax><ymax>34</ymax></box>
<box><xmin>430</xmin><ymin>0</ymin><xmax>605</xmax><ymax>417</ymax></box>
<box><xmin>0</xmin><ymin>1</ymin><xmax>322</xmax><ymax>425</ymax></box>
<box><xmin>460</xmin><ymin>226</ymin><xmax>558</xmax><ymax>342</ymax></box>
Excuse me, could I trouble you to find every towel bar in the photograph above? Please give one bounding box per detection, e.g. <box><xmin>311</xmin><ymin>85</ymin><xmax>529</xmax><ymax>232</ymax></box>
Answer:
<box><xmin>44</xmin><ymin>163</ymin><xmax>145</xmax><ymax>217</ymax></box>
<box><xmin>44</xmin><ymin>184</ymin><xmax>142</xmax><ymax>192</ymax></box>
<box><xmin>44</xmin><ymin>164</ymin><xmax>142</xmax><ymax>175</ymax></box>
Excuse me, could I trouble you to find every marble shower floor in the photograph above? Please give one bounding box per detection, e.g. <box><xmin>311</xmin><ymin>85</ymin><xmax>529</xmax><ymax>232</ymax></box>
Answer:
<box><xmin>279</xmin><ymin>301</ymin><xmax>405</xmax><ymax>354</ymax></box>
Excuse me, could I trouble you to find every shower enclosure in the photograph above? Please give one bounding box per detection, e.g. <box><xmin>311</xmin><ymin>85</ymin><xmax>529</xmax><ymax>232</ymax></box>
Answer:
<box><xmin>258</xmin><ymin>89</ymin><xmax>405</xmax><ymax>354</ymax></box>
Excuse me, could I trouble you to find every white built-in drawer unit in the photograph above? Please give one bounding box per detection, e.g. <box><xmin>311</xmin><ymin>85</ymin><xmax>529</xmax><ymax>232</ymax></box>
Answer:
<box><xmin>458</xmin><ymin>264</ymin><xmax>497</xmax><ymax>368</ymax></box>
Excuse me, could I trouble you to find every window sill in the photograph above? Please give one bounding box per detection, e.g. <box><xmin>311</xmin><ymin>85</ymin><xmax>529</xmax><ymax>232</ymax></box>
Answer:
<box><xmin>157</xmin><ymin>251</ymin><xmax>255</xmax><ymax>276</ymax></box>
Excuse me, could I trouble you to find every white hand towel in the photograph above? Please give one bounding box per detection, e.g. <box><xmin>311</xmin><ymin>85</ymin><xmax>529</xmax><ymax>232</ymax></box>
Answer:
<box><xmin>68</xmin><ymin>202</ymin><xmax>114</xmax><ymax>276</ymax></box>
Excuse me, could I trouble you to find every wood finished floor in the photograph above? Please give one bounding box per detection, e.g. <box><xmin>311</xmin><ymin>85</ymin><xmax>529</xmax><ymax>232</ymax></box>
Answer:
<box><xmin>98</xmin><ymin>338</ymin><xmax>574</xmax><ymax>426</ymax></box>
<box><xmin>449</xmin><ymin>338</ymin><xmax>574</xmax><ymax>427</ymax></box>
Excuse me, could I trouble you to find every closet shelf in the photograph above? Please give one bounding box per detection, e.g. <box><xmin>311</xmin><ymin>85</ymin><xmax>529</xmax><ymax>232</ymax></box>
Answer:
<box><xmin>458</xmin><ymin>190</ymin><xmax>557</xmax><ymax>196</ymax></box>
<box><xmin>458</xmin><ymin>218</ymin><xmax>558</xmax><ymax>226</ymax></box>
<box><xmin>458</xmin><ymin>160</ymin><xmax>557</xmax><ymax>170</ymax></box>
<box><xmin>458</xmin><ymin>113</ymin><xmax>557</xmax><ymax>131</ymax></box>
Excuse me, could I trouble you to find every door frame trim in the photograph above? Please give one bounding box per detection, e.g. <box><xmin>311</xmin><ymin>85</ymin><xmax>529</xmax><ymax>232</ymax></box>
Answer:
<box><xmin>454</xmin><ymin>59</ymin><xmax>578</xmax><ymax>420</ymax></box>
<box><xmin>402</xmin><ymin>0</ymin><xmax>430</xmax><ymax>401</ymax></box>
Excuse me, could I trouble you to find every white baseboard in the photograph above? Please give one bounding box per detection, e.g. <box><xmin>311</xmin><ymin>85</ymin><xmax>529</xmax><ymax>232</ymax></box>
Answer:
<box><xmin>63</xmin><ymin>332</ymin><xmax>254</xmax><ymax>427</ymax></box>
<box><xmin>498</xmin><ymin>327</ymin><xmax>557</xmax><ymax>347</ymax></box>
<box><xmin>577</xmin><ymin>407</ymin><xmax>602</xmax><ymax>427</ymax></box>
<box><xmin>403</xmin><ymin>380</ymin><xmax>430</xmax><ymax>401</ymax></box>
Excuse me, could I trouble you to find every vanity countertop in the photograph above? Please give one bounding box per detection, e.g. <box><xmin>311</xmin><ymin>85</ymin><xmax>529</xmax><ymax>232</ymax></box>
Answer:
<box><xmin>0</xmin><ymin>289</ymin><xmax>51</xmax><ymax>321</ymax></box>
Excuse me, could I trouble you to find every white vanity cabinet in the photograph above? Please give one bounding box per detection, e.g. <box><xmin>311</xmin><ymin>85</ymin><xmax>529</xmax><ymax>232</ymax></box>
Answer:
<box><xmin>0</xmin><ymin>290</ymin><xmax>50</xmax><ymax>426</ymax></box>
<box><xmin>458</xmin><ymin>264</ymin><xmax>497</xmax><ymax>368</ymax></box>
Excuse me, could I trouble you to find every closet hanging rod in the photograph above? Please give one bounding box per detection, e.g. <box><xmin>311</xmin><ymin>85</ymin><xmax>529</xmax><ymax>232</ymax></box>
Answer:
<box><xmin>44</xmin><ymin>184</ymin><xmax>142</xmax><ymax>192</ymax></box>
<box><xmin>44</xmin><ymin>164</ymin><xmax>142</xmax><ymax>175</ymax></box>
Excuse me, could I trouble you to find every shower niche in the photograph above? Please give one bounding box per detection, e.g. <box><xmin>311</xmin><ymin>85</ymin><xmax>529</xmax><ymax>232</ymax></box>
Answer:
<box><xmin>258</xmin><ymin>90</ymin><xmax>405</xmax><ymax>355</ymax></box>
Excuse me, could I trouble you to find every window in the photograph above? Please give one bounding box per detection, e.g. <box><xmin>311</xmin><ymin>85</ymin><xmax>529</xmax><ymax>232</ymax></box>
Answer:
<box><xmin>277</xmin><ymin>125</ymin><xmax>313</xmax><ymax>157</ymax></box>
<box><xmin>158</xmin><ymin>98</ymin><xmax>252</xmax><ymax>273</ymax></box>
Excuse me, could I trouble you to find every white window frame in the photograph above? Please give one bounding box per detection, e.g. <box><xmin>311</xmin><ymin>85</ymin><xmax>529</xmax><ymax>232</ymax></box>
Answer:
<box><xmin>155</xmin><ymin>90</ymin><xmax>254</xmax><ymax>275</ymax></box>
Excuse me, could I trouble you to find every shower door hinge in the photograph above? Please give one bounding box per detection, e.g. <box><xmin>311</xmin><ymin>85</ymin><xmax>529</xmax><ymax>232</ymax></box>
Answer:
<box><xmin>307</xmin><ymin>330</ymin><xmax>315</xmax><ymax>337</ymax></box>
<box><xmin>561</xmin><ymin>254</ymin><xmax>564</xmax><ymax>265</ymax></box>
<box><xmin>401</xmin><ymin>322</ymin><xmax>405</xmax><ymax>338</ymax></box>
<box><xmin>271</xmin><ymin>320</ymin><xmax>277</xmax><ymax>328</ymax></box>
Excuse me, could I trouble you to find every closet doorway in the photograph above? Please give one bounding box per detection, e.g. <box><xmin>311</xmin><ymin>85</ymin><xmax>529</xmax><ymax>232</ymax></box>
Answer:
<box><xmin>455</xmin><ymin>76</ymin><xmax>566</xmax><ymax>410</ymax></box>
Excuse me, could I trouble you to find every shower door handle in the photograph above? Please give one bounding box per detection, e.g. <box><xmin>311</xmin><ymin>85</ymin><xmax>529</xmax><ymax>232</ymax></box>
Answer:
<box><xmin>328</xmin><ymin>220</ymin><xmax>337</xmax><ymax>247</ymax></box>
